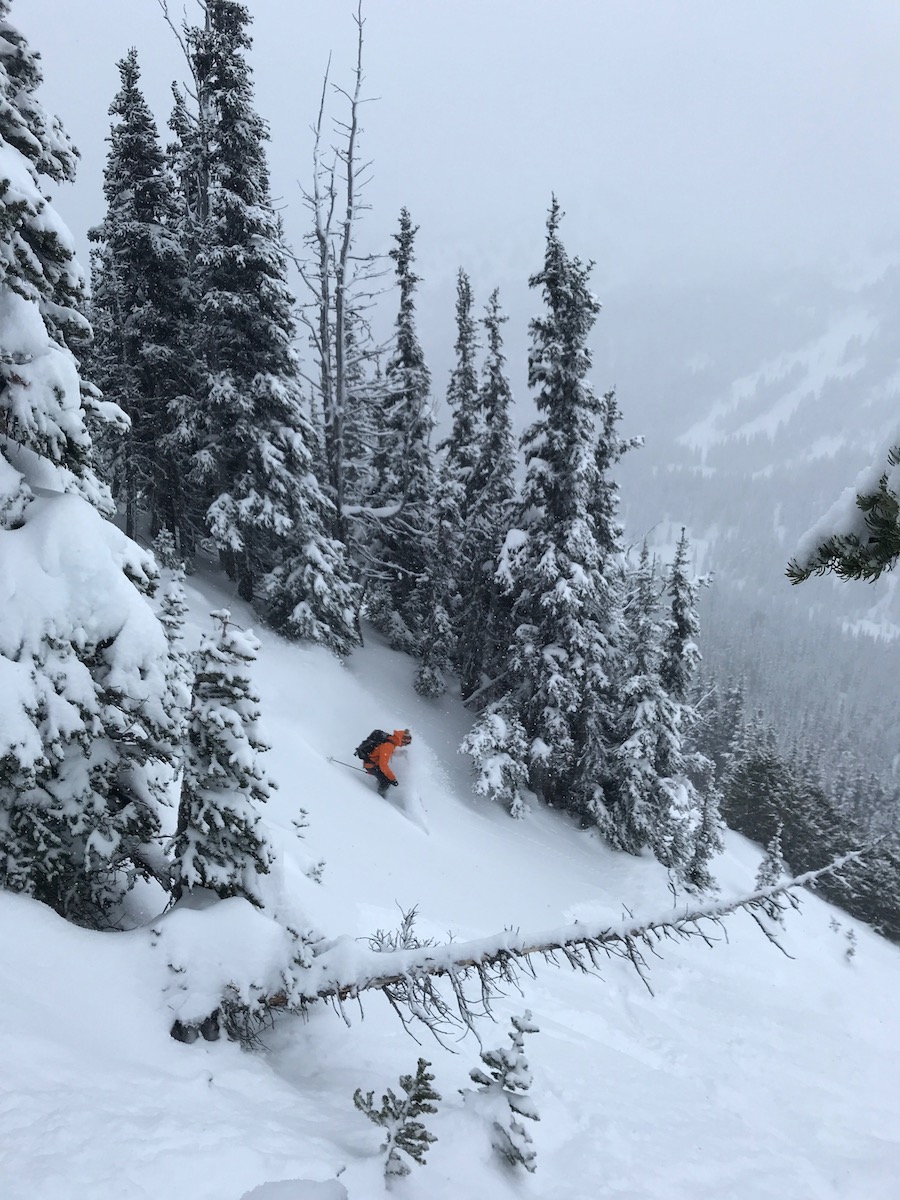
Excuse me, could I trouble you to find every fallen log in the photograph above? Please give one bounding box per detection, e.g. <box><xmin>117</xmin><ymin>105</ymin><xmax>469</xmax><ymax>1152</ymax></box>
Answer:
<box><xmin>171</xmin><ymin>853</ymin><xmax>862</xmax><ymax>1043</ymax></box>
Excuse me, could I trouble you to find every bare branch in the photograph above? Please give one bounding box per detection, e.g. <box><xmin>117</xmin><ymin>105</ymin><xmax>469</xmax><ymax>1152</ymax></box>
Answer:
<box><xmin>156</xmin><ymin>0</ymin><xmax>200</xmax><ymax>94</ymax></box>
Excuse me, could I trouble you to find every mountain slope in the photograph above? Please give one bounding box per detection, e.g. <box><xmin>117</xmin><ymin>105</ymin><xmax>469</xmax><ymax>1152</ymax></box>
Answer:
<box><xmin>1</xmin><ymin>571</ymin><xmax>899</xmax><ymax>1200</ymax></box>
<box><xmin>603</xmin><ymin>265</ymin><xmax>900</xmax><ymax>786</ymax></box>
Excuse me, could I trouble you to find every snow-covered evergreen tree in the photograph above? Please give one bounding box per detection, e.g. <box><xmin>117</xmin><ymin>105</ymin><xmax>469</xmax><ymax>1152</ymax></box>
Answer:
<box><xmin>367</xmin><ymin>208</ymin><xmax>434</xmax><ymax>651</ymax></box>
<box><xmin>411</xmin><ymin>559</ymin><xmax>455</xmax><ymax>696</ymax></box>
<box><xmin>0</xmin><ymin>7</ymin><xmax>112</xmax><ymax>522</ymax></box>
<box><xmin>719</xmin><ymin>712</ymin><xmax>788</xmax><ymax>845</ymax></box>
<box><xmin>409</xmin><ymin>449</ymin><xmax>459</xmax><ymax>694</ymax></box>
<box><xmin>720</xmin><ymin>710</ymin><xmax>900</xmax><ymax>942</ymax></box>
<box><xmin>561</xmin><ymin>383</ymin><xmax>637</xmax><ymax>832</ymax></box>
<box><xmin>180</xmin><ymin>0</ymin><xmax>296</xmax><ymax>584</ymax></box>
<box><xmin>755</xmin><ymin>820</ymin><xmax>788</xmax><ymax>921</ymax></box>
<box><xmin>172</xmin><ymin>1</ymin><xmax>359</xmax><ymax>654</ymax></box>
<box><xmin>610</xmin><ymin>544</ymin><xmax>693</xmax><ymax>865</ymax></box>
<box><xmin>0</xmin><ymin>9</ymin><xmax>180</xmax><ymax>925</ymax></box>
<box><xmin>482</xmin><ymin>200</ymin><xmax>626</xmax><ymax>820</ymax></box>
<box><xmin>684</xmin><ymin>753</ymin><xmax>724</xmax><ymax>892</ymax></box>
<box><xmin>88</xmin><ymin>48</ymin><xmax>196</xmax><ymax>549</ymax></box>
<box><xmin>660</xmin><ymin>530</ymin><xmax>701</xmax><ymax>705</ymax></box>
<box><xmin>173</xmin><ymin>610</ymin><xmax>275</xmax><ymax>908</ymax></box>
<box><xmin>464</xmin><ymin>1010</ymin><xmax>540</xmax><ymax>1173</ymax></box>
<box><xmin>460</xmin><ymin>698</ymin><xmax>530</xmax><ymax>818</ymax></box>
<box><xmin>440</xmin><ymin>268</ymin><xmax>482</xmax><ymax>513</ymax></box>
<box><xmin>700</xmin><ymin>675</ymin><xmax>745</xmax><ymax>775</ymax></box>
<box><xmin>353</xmin><ymin>1057</ymin><xmax>441</xmax><ymax>1181</ymax></box>
<box><xmin>412</xmin><ymin>270</ymin><xmax>479</xmax><ymax>696</ymax></box>
<box><xmin>455</xmin><ymin>288</ymin><xmax>518</xmax><ymax>700</ymax></box>
<box><xmin>659</xmin><ymin>530</ymin><xmax>722</xmax><ymax>883</ymax></box>
<box><xmin>156</xmin><ymin>556</ymin><xmax>193</xmax><ymax>755</ymax></box>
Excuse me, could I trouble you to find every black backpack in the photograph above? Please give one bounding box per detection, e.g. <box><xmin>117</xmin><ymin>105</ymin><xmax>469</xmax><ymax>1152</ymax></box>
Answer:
<box><xmin>354</xmin><ymin>729</ymin><xmax>389</xmax><ymax>762</ymax></box>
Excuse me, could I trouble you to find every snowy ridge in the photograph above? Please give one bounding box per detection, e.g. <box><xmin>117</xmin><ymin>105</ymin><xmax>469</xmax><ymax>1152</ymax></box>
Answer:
<box><xmin>679</xmin><ymin>309</ymin><xmax>877</xmax><ymax>459</ymax></box>
<box><xmin>2</xmin><ymin>573</ymin><xmax>900</xmax><ymax>1200</ymax></box>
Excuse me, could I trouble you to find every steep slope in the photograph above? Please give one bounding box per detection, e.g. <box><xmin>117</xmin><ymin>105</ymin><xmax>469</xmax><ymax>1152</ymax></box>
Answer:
<box><xmin>1</xmin><ymin>571</ymin><xmax>899</xmax><ymax>1200</ymax></box>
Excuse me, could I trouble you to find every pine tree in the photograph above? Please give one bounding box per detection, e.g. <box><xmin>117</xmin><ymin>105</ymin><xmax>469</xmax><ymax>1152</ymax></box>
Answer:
<box><xmin>719</xmin><ymin>713</ymin><xmax>789</xmax><ymax>845</ymax></box>
<box><xmin>173</xmin><ymin>0</ymin><xmax>359</xmax><ymax>655</ymax></box>
<box><xmin>0</xmin><ymin>5</ymin><xmax>112</xmax><ymax>524</ymax></box>
<box><xmin>156</xmin><ymin>554</ymin><xmax>193</xmax><ymax>754</ymax></box>
<box><xmin>411</xmin><ymin>559</ymin><xmax>455</xmax><ymax>696</ymax></box>
<box><xmin>0</xmin><ymin>9</ymin><xmax>180</xmax><ymax>925</ymax></box>
<box><xmin>460</xmin><ymin>698</ymin><xmax>530</xmax><ymax>818</ymax></box>
<box><xmin>440</xmin><ymin>268</ymin><xmax>482</xmax><ymax>512</ymax></box>
<box><xmin>367</xmin><ymin>208</ymin><xmax>434</xmax><ymax>650</ymax></box>
<box><xmin>412</xmin><ymin>270</ymin><xmax>480</xmax><ymax>696</ymax></box>
<box><xmin>353</xmin><ymin>1058</ymin><xmax>441</xmax><ymax>1181</ymax></box>
<box><xmin>483</xmin><ymin>200</ymin><xmax>626</xmax><ymax>821</ymax></box>
<box><xmin>779</xmin><ymin>747</ymin><xmax>850</xmax><ymax>877</ymax></box>
<box><xmin>88</xmin><ymin>48</ymin><xmax>196</xmax><ymax>548</ymax></box>
<box><xmin>684</xmin><ymin>753</ymin><xmax>725</xmax><ymax>892</ymax></box>
<box><xmin>465</xmin><ymin>1010</ymin><xmax>540</xmax><ymax>1172</ymax></box>
<box><xmin>173</xmin><ymin>610</ymin><xmax>275</xmax><ymax>908</ymax></box>
<box><xmin>755</xmin><ymin>820</ymin><xmax>788</xmax><ymax>921</ymax></box>
<box><xmin>263</xmin><ymin>513</ymin><xmax>361</xmax><ymax>657</ymax></box>
<box><xmin>660</xmin><ymin>530</ymin><xmax>701</xmax><ymax>704</ymax></box>
<box><xmin>560</xmin><ymin>384</ymin><xmax>637</xmax><ymax>832</ymax></box>
<box><xmin>660</xmin><ymin>530</ymin><xmax>722</xmax><ymax>885</ymax></box>
<box><xmin>700</xmin><ymin>675</ymin><xmax>745</xmax><ymax>775</ymax></box>
<box><xmin>609</xmin><ymin>544</ymin><xmax>692</xmax><ymax>865</ymax></box>
<box><xmin>455</xmin><ymin>287</ymin><xmax>517</xmax><ymax>701</ymax></box>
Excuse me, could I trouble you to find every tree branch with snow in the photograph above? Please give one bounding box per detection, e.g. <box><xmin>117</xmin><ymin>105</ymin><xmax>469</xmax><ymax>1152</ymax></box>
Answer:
<box><xmin>787</xmin><ymin>440</ymin><xmax>900</xmax><ymax>582</ymax></box>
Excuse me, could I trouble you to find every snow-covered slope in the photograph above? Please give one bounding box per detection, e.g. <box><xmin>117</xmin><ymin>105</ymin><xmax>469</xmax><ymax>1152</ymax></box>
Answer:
<box><xmin>2</xmin><ymin>572</ymin><xmax>899</xmax><ymax>1200</ymax></box>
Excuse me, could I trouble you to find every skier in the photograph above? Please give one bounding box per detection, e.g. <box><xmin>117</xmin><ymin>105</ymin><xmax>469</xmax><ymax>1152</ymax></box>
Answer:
<box><xmin>357</xmin><ymin>728</ymin><xmax>412</xmax><ymax>797</ymax></box>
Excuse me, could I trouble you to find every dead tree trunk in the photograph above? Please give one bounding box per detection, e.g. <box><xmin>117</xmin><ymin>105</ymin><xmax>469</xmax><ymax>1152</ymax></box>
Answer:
<box><xmin>170</xmin><ymin>855</ymin><xmax>861</xmax><ymax>1043</ymax></box>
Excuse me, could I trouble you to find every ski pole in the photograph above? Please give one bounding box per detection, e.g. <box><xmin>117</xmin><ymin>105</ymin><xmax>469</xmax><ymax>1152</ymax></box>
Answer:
<box><xmin>327</xmin><ymin>755</ymin><xmax>369</xmax><ymax>775</ymax></box>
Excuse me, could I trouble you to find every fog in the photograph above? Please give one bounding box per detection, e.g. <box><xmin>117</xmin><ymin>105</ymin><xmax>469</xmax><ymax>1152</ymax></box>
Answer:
<box><xmin>22</xmin><ymin>0</ymin><xmax>900</xmax><ymax>291</ymax></box>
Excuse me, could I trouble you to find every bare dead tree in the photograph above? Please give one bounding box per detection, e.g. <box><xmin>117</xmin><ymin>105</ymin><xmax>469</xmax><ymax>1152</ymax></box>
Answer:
<box><xmin>302</xmin><ymin>58</ymin><xmax>337</xmax><ymax>489</ymax></box>
<box><xmin>294</xmin><ymin>1</ymin><xmax>388</xmax><ymax>545</ymax></box>
<box><xmin>170</xmin><ymin>853</ymin><xmax>863</xmax><ymax>1044</ymax></box>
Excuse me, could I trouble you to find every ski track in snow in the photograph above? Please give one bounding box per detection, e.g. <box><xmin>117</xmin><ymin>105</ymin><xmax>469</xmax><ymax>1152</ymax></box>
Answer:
<box><xmin>1</xmin><ymin>570</ymin><xmax>899</xmax><ymax>1199</ymax></box>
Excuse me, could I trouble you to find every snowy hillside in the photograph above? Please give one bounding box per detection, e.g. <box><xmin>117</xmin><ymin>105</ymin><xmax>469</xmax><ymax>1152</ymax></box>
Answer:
<box><xmin>601</xmin><ymin>266</ymin><xmax>900</xmax><ymax>781</ymax></box>
<box><xmin>2</xmin><ymin>570</ymin><xmax>899</xmax><ymax>1200</ymax></box>
<box><xmin>611</xmin><ymin>265</ymin><xmax>900</xmax><ymax>599</ymax></box>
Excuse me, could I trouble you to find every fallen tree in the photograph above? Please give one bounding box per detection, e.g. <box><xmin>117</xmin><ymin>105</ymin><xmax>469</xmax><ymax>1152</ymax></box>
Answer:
<box><xmin>170</xmin><ymin>855</ymin><xmax>861</xmax><ymax>1044</ymax></box>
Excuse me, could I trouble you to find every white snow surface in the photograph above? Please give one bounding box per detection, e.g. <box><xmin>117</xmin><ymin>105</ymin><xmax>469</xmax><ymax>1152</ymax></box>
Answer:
<box><xmin>2</xmin><ymin>571</ymin><xmax>900</xmax><ymax>1200</ymax></box>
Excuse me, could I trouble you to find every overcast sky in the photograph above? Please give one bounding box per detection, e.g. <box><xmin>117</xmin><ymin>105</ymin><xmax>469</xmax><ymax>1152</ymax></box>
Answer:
<box><xmin>21</xmin><ymin>0</ymin><xmax>900</xmax><ymax>292</ymax></box>
<box><xmin>17</xmin><ymin>0</ymin><xmax>900</xmax><ymax>619</ymax></box>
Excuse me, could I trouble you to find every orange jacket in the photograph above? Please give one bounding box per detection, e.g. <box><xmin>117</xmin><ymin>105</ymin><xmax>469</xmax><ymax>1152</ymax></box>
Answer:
<box><xmin>366</xmin><ymin>730</ymin><xmax>407</xmax><ymax>782</ymax></box>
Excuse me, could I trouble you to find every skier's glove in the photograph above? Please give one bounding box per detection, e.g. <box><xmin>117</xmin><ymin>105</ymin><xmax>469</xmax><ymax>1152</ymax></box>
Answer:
<box><xmin>391</xmin><ymin>779</ymin><xmax>399</xmax><ymax>787</ymax></box>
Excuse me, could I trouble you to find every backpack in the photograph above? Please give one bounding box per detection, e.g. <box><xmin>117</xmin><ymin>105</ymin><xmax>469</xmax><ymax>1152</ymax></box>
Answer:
<box><xmin>355</xmin><ymin>729</ymin><xmax>389</xmax><ymax>762</ymax></box>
